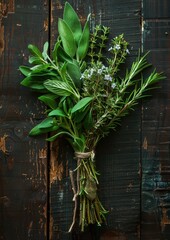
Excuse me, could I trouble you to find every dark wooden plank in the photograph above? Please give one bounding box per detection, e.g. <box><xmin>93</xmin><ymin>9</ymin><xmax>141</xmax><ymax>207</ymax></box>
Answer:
<box><xmin>141</xmin><ymin>4</ymin><xmax>170</xmax><ymax>239</ymax></box>
<box><xmin>0</xmin><ymin>1</ymin><xmax>48</xmax><ymax>239</ymax></box>
<box><xmin>143</xmin><ymin>0</ymin><xmax>170</xmax><ymax>19</ymax></box>
<box><xmin>50</xmin><ymin>0</ymin><xmax>141</xmax><ymax>239</ymax></box>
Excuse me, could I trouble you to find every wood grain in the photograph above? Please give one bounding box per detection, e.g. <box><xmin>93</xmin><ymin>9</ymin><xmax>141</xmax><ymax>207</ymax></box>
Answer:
<box><xmin>0</xmin><ymin>1</ymin><xmax>48</xmax><ymax>239</ymax></box>
<box><xmin>141</xmin><ymin>0</ymin><xmax>170</xmax><ymax>239</ymax></box>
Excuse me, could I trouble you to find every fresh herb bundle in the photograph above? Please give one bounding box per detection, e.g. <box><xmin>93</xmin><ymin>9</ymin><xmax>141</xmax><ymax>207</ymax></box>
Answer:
<box><xmin>19</xmin><ymin>2</ymin><xmax>165</xmax><ymax>232</ymax></box>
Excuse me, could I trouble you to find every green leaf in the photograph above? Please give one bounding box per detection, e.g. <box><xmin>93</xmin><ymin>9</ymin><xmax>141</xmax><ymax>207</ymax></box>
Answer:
<box><xmin>58</xmin><ymin>45</ymin><xmax>73</xmax><ymax>63</ymax></box>
<box><xmin>63</xmin><ymin>2</ymin><xmax>82</xmax><ymax>44</ymax></box>
<box><xmin>44</xmin><ymin>80</ymin><xmax>78</xmax><ymax>98</ymax></box>
<box><xmin>52</xmin><ymin>41</ymin><xmax>60</xmax><ymax>61</ymax></box>
<box><xmin>29</xmin><ymin>56</ymin><xmax>43</xmax><ymax>65</ymax></box>
<box><xmin>77</xmin><ymin>16</ymin><xmax>90</xmax><ymax>60</ymax></box>
<box><xmin>72</xmin><ymin>136</ymin><xmax>85</xmax><ymax>152</ymax></box>
<box><xmin>71</xmin><ymin>97</ymin><xmax>93</xmax><ymax>114</ymax></box>
<box><xmin>42</xmin><ymin>41</ymin><xmax>49</xmax><ymax>60</ymax></box>
<box><xmin>84</xmin><ymin>109</ymin><xmax>94</xmax><ymax>129</ymax></box>
<box><xmin>29</xmin><ymin>125</ymin><xmax>59</xmax><ymax>136</ymax></box>
<box><xmin>38</xmin><ymin>94</ymin><xmax>57</xmax><ymax>109</ymax></box>
<box><xmin>52</xmin><ymin>41</ymin><xmax>72</xmax><ymax>63</ymax></box>
<box><xmin>28</xmin><ymin>44</ymin><xmax>43</xmax><ymax>58</ymax></box>
<box><xmin>73</xmin><ymin>107</ymin><xmax>89</xmax><ymax>123</ymax></box>
<box><xmin>19</xmin><ymin>66</ymin><xmax>31</xmax><ymax>76</ymax></box>
<box><xmin>30</xmin><ymin>64</ymin><xmax>50</xmax><ymax>72</ymax></box>
<box><xmin>20</xmin><ymin>76</ymin><xmax>44</xmax><ymax>89</ymax></box>
<box><xmin>58</xmin><ymin>18</ymin><xmax>76</xmax><ymax>57</ymax></box>
<box><xmin>48</xmin><ymin>109</ymin><xmax>67</xmax><ymax>117</ymax></box>
<box><xmin>37</xmin><ymin>117</ymin><xmax>54</xmax><ymax>129</ymax></box>
<box><xmin>46</xmin><ymin>131</ymin><xmax>73</xmax><ymax>142</ymax></box>
<box><xmin>66</xmin><ymin>61</ymin><xmax>81</xmax><ymax>88</ymax></box>
<box><xmin>29</xmin><ymin>117</ymin><xmax>57</xmax><ymax>136</ymax></box>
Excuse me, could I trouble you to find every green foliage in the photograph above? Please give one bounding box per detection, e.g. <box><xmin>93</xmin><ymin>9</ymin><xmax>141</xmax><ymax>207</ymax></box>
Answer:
<box><xmin>71</xmin><ymin>97</ymin><xmax>93</xmax><ymax>114</ymax></box>
<box><xmin>63</xmin><ymin>2</ymin><xmax>82</xmax><ymax>44</ymax></box>
<box><xmin>77</xmin><ymin>16</ymin><xmax>90</xmax><ymax>60</ymax></box>
<box><xmin>58</xmin><ymin>18</ymin><xmax>77</xmax><ymax>57</ymax></box>
<box><xmin>20</xmin><ymin>1</ymin><xmax>165</xmax><ymax>232</ymax></box>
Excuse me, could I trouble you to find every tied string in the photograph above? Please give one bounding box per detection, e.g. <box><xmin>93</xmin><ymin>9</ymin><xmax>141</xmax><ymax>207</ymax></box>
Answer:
<box><xmin>68</xmin><ymin>151</ymin><xmax>94</xmax><ymax>232</ymax></box>
<box><xmin>74</xmin><ymin>151</ymin><xmax>95</xmax><ymax>160</ymax></box>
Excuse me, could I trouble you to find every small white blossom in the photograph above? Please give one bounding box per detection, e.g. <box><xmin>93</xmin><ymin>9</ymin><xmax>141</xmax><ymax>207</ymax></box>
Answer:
<box><xmin>90</xmin><ymin>68</ymin><xmax>94</xmax><ymax>76</ymax></box>
<box><xmin>104</xmin><ymin>74</ymin><xmax>112</xmax><ymax>81</ymax></box>
<box><xmin>97</xmin><ymin>69</ymin><xmax>103</xmax><ymax>74</ymax></box>
<box><xmin>111</xmin><ymin>83</ymin><xmax>116</xmax><ymax>89</ymax></box>
<box><xmin>80</xmin><ymin>74</ymin><xmax>84</xmax><ymax>79</ymax></box>
<box><xmin>114</xmin><ymin>44</ymin><xmax>121</xmax><ymax>50</ymax></box>
<box><xmin>126</xmin><ymin>49</ymin><xmax>130</xmax><ymax>54</ymax></box>
<box><xmin>108</xmin><ymin>47</ymin><xmax>113</xmax><ymax>51</ymax></box>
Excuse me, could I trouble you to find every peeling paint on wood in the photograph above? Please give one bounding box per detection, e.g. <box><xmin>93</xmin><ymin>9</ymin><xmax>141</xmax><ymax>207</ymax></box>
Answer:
<box><xmin>0</xmin><ymin>1</ymin><xmax>15</xmax><ymax>18</ymax></box>
<box><xmin>0</xmin><ymin>23</ymin><xmax>4</xmax><ymax>56</ymax></box>
<box><xmin>44</xmin><ymin>18</ymin><xmax>48</xmax><ymax>31</ymax></box>
<box><xmin>143</xmin><ymin>137</ymin><xmax>148</xmax><ymax>150</ymax></box>
<box><xmin>0</xmin><ymin>135</ymin><xmax>7</xmax><ymax>153</ymax></box>
<box><xmin>161</xmin><ymin>207</ymin><xmax>170</xmax><ymax>231</ymax></box>
<box><xmin>50</xmin><ymin>141</ymin><xmax>64</xmax><ymax>183</ymax></box>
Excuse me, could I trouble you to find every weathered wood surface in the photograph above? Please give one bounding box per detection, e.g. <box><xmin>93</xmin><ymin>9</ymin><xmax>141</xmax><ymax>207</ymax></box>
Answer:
<box><xmin>1</xmin><ymin>0</ymin><xmax>170</xmax><ymax>239</ymax></box>
<box><xmin>141</xmin><ymin>0</ymin><xmax>170</xmax><ymax>239</ymax></box>
<box><xmin>0</xmin><ymin>1</ymin><xmax>48</xmax><ymax>239</ymax></box>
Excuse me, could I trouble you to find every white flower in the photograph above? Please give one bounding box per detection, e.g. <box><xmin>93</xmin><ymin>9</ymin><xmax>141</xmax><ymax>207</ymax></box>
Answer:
<box><xmin>108</xmin><ymin>47</ymin><xmax>113</xmax><ymax>51</ymax></box>
<box><xmin>114</xmin><ymin>44</ymin><xmax>121</xmax><ymax>50</ymax></box>
<box><xmin>104</xmin><ymin>74</ymin><xmax>112</xmax><ymax>81</ymax></box>
<box><xmin>111</xmin><ymin>83</ymin><xmax>116</xmax><ymax>89</ymax></box>
<box><xmin>97</xmin><ymin>69</ymin><xmax>103</xmax><ymax>74</ymax></box>
<box><xmin>126</xmin><ymin>49</ymin><xmax>130</xmax><ymax>54</ymax></box>
<box><xmin>80</xmin><ymin>74</ymin><xmax>84</xmax><ymax>79</ymax></box>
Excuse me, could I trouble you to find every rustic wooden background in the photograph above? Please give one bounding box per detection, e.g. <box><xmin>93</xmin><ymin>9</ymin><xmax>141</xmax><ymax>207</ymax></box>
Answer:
<box><xmin>0</xmin><ymin>0</ymin><xmax>170</xmax><ymax>239</ymax></box>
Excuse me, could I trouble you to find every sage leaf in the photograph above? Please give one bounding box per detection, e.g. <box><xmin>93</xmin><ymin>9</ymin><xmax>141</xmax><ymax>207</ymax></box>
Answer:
<box><xmin>63</xmin><ymin>2</ymin><xmax>82</xmax><ymax>44</ymax></box>
<box><xmin>29</xmin><ymin>124</ymin><xmax>58</xmax><ymax>136</ymax></box>
<box><xmin>42</xmin><ymin>41</ymin><xmax>49</xmax><ymax>60</ymax></box>
<box><xmin>48</xmin><ymin>109</ymin><xmax>67</xmax><ymax>117</ymax></box>
<box><xmin>20</xmin><ymin>76</ymin><xmax>46</xmax><ymax>91</ymax></box>
<box><xmin>52</xmin><ymin>41</ymin><xmax>60</xmax><ymax>61</ymax></box>
<box><xmin>30</xmin><ymin>64</ymin><xmax>50</xmax><ymax>72</ymax></box>
<box><xmin>38</xmin><ymin>94</ymin><xmax>57</xmax><ymax>109</ymax></box>
<box><xmin>84</xmin><ymin>109</ymin><xmax>93</xmax><ymax>129</ymax></box>
<box><xmin>29</xmin><ymin>56</ymin><xmax>44</xmax><ymax>65</ymax></box>
<box><xmin>19</xmin><ymin>66</ymin><xmax>31</xmax><ymax>76</ymax></box>
<box><xmin>29</xmin><ymin>117</ymin><xmax>56</xmax><ymax>136</ymax></box>
<box><xmin>71</xmin><ymin>97</ymin><xmax>93</xmax><ymax>114</ymax></box>
<box><xmin>28</xmin><ymin>44</ymin><xmax>43</xmax><ymax>58</ymax></box>
<box><xmin>35</xmin><ymin>117</ymin><xmax>54</xmax><ymax>129</ymax></box>
<box><xmin>58</xmin><ymin>18</ymin><xmax>76</xmax><ymax>57</ymax></box>
<box><xmin>44</xmin><ymin>80</ymin><xmax>78</xmax><ymax>98</ymax></box>
<box><xmin>57</xmin><ymin>45</ymin><xmax>73</xmax><ymax>63</ymax></box>
<box><xmin>66</xmin><ymin>62</ymin><xmax>81</xmax><ymax>88</ymax></box>
<box><xmin>73</xmin><ymin>107</ymin><xmax>89</xmax><ymax>123</ymax></box>
<box><xmin>77</xmin><ymin>16</ymin><xmax>90</xmax><ymax>60</ymax></box>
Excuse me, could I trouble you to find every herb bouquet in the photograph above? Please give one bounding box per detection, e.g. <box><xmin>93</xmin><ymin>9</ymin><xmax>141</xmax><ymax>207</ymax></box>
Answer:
<box><xmin>20</xmin><ymin>2</ymin><xmax>164</xmax><ymax>232</ymax></box>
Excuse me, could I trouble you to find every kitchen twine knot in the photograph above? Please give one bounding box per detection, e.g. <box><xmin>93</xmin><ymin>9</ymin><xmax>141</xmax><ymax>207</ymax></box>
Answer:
<box><xmin>74</xmin><ymin>150</ymin><xmax>95</xmax><ymax>161</ymax></box>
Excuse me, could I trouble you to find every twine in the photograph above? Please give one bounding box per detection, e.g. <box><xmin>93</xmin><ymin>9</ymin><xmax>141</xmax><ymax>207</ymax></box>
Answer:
<box><xmin>75</xmin><ymin>151</ymin><xmax>95</xmax><ymax>160</ymax></box>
